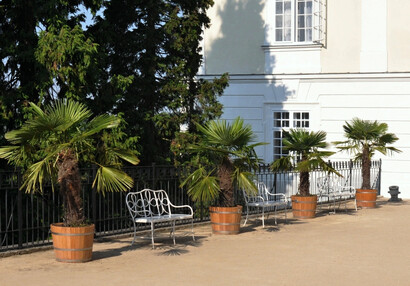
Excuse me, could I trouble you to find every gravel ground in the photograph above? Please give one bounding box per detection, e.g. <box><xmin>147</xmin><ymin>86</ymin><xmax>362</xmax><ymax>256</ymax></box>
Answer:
<box><xmin>0</xmin><ymin>198</ymin><xmax>409</xmax><ymax>286</ymax></box>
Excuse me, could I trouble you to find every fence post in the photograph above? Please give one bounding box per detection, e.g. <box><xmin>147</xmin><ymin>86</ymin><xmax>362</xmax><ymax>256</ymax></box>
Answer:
<box><xmin>349</xmin><ymin>159</ymin><xmax>353</xmax><ymax>187</ymax></box>
<box><xmin>152</xmin><ymin>163</ymin><xmax>157</xmax><ymax>189</ymax></box>
<box><xmin>91</xmin><ymin>166</ymin><xmax>97</xmax><ymax>232</ymax></box>
<box><xmin>378</xmin><ymin>159</ymin><xmax>382</xmax><ymax>195</ymax></box>
<box><xmin>17</xmin><ymin>170</ymin><xmax>23</xmax><ymax>249</ymax></box>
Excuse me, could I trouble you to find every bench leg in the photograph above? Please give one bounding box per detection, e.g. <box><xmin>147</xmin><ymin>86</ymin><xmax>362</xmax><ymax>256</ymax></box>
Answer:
<box><xmin>131</xmin><ymin>221</ymin><xmax>137</xmax><ymax>246</ymax></box>
<box><xmin>274</xmin><ymin>206</ymin><xmax>277</xmax><ymax>225</ymax></box>
<box><xmin>243</xmin><ymin>205</ymin><xmax>249</xmax><ymax>226</ymax></box>
<box><xmin>262</xmin><ymin>207</ymin><xmax>265</xmax><ymax>228</ymax></box>
<box><xmin>150</xmin><ymin>222</ymin><xmax>155</xmax><ymax>249</ymax></box>
<box><xmin>191</xmin><ymin>219</ymin><xmax>195</xmax><ymax>242</ymax></box>
<box><xmin>172</xmin><ymin>221</ymin><xmax>176</xmax><ymax>245</ymax></box>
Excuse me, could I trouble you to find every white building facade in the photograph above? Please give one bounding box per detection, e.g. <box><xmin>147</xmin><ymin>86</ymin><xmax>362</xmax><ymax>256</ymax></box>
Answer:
<box><xmin>200</xmin><ymin>0</ymin><xmax>410</xmax><ymax>198</ymax></box>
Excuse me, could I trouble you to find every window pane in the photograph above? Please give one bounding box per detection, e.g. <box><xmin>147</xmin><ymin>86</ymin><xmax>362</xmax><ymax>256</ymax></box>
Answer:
<box><xmin>274</xmin><ymin>112</ymin><xmax>281</xmax><ymax>119</ymax></box>
<box><xmin>306</xmin><ymin>28</ymin><xmax>312</xmax><ymax>41</ymax></box>
<box><xmin>298</xmin><ymin>2</ymin><xmax>305</xmax><ymax>14</ymax></box>
<box><xmin>306</xmin><ymin>1</ymin><xmax>312</xmax><ymax>14</ymax></box>
<box><xmin>284</xmin><ymin>1</ymin><xmax>291</xmax><ymax>14</ymax></box>
<box><xmin>276</xmin><ymin>16</ymin><xmax>283</xmax><ymax>28</ymax></box>
<box><xmin>306</xmin><ymin>16</ymin><xmax>312</xmax><ymax>27</ymax></box>
<box><xmin>305</xmin><ymin>122</ymin><xmax>309</xmax><ymax>128</ymax></box>
<box><xmin>283</xmin><ymin>112</ymin><xmax>289</xmax><ymax>119</ymax></box>
<box><xmin>298</xmin><ymin>29</ymin><xmax>305</xmax><ymax>42</ymax></box>
<box><xmin>298</xmin><ymin>16</ymin><xmax>305</xmax><ymax>28</ymax></box>
<box><xmin>276</xmin><ymin>29</ymin><xmax>283</xmax><ymax>41</ymax></box>
<box><xmin>276</xmin><ymin>1</ymin><xmax>283</xmax><ymax>14</ymax></box>
<box><xmin>302</xmin><ymin>112</ymin><xmax>309</xmax><ymax>119</ymax></box>
<box><xmin>284</xmin><ymin>15</ymin><xmax>292</xmax><ymax>27</ymax></box>
<box><xmin>293</xmin><ymin>113</ymin><xmax>300</xmax><ymax>119</ymax></box>
<box><xmin>284</xmin><ymin>121</ymin><xmax>289</xmax><ymax>127</ymax></box>
<box><xmin>284</xmin><ymin>28</ymin><xmax>291</xmax><ymax>41</ymax></box>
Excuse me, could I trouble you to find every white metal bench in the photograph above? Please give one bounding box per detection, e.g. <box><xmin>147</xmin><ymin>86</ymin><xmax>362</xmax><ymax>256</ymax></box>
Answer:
<box><xmin>317</xmin><ymin>176</ymin><xmax>357</xmax><ymax>214</ymax></box>
<box><xmin>243</xmin><ymin>181</ymin><xmax>288</xmax><ymax>228</ymax></box>
<box><xmin>126</xmin><ymin>189</ymin><xmax>195</xmax><ymax>249</ymax></box>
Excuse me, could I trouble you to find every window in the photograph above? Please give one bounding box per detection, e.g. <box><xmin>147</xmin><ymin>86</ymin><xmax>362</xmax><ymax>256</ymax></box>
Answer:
<box><xmin>272</xmin><ymin>0</ymin><xmax>325</xmax><ymax>44</ymax></box>
<box><xmin>273</xmin><ymin>111</ymin><xmax>310</xmax><ymax>160</ymax></box>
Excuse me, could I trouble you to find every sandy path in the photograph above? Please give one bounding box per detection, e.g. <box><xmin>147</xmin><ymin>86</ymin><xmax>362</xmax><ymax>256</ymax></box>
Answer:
<box><xmin>0</xmin><ymin>199</ymin><xmax>409</xmax><ymax>286</ymax></box>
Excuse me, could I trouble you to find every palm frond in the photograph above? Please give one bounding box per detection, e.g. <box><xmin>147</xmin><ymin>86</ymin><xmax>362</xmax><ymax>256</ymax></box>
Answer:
<box><xmin>106</xmin><ymin>148</ymin><xmax>140</xmax><ymax>165</ymax></box>
<box><xmin>232</xmin><ymin>169</ymin><xmax>257</xmax><ymax>195</ymax></box>
<box><xmin>271</xmin><ymin>156</ymin><xmax>293</xmax><ymax>172</ymax></box>
<box><xmin>79</xmin><ymin>114</ymin><xmax>120</xmax><ymax>139</ymax></box>
<box><xmin>181</xmin><ymin>166</ymin><xmax>219</xmax><ymax>202</ymax></box>
<box><xmin>21</xmin><ymin>158</ymin><xmax>54</xmax><ymax>193</ymax></box>
<box><xmin>92</xmin><ymin>166</ymin><xmax>134</xmax><ymax>194</ymax></box>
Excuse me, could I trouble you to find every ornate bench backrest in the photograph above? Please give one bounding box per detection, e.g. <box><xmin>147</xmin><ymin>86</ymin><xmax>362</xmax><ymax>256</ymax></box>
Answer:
<box><xmin>243</xmin><ymin>181</ymin><xmax>269</xmax><ymax>203</ymax></box>
<box><xmin>126</xmin><ymin>189</ymin><xmax>172</xmax><ymax>219</ymax></box>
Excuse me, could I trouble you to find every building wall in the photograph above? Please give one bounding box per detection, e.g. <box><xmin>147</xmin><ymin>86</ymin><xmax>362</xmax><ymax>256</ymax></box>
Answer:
<box><xmin>321</xmin><ymin>0</ymin><xmax>361</xmax><ymax>73</ymax></box>
<box><xmin>201</xmin><ymin>0</ymin><xmax>410</xmax><ymax>198</ymax></box>
<box><xmin>217</xmin><ymin>75</ymin><xmax>410</xmax><ymax>198</ymax></box>
<box><xmin>203</xmin><ymin>0</ymin><xmax>265</xmax><ymax>74</ymax></box>
<box><xmin>387</xmin><ymin>0</ymin><xmax>410</xmax><ymax>72</ymax></box>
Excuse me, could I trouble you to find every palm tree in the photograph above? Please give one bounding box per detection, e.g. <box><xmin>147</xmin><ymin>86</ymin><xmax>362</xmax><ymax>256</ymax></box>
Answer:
<box><xmin>0</xmin><ymin>99</ymin><xmax>139</xmax><ymax>226</ymax></box>
<box><xmin>271</xmin><ymin>129</ymin><xmax>338</xmax><ymax>196</ymax></box>
<box><xmin>181</xmin><ymin>117</ymin><xmax>265</xmax><ymax>207</ymax></box>
<box><xmin>334</xmin><ymin>118</ymin><xmax>400</xmax><ymax>190</ymax></box>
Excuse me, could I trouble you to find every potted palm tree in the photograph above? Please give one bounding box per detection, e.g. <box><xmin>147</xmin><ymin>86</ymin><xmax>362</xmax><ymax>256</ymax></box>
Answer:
<box><xmin>334</xmin><ymin>118</ymin><xmax>400</xmax><ymax>208</ymax></box>
<box><xmin>0</xmin><ymin>99</ymin><xmax>139</xmax><ymax>262</ymax></box>
<box><xmin>181</xmin><ymin>117</ymin><xmax>265</xmax><ymax>234</ymax></box>
<box><xmin>271</xmin><ymin>129</ymin><xmax>339</xmax><ymax>218</ymax></box>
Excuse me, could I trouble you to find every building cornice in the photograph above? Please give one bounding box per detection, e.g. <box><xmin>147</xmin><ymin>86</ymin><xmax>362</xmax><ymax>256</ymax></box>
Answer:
<box><xmin>198</xmin><ymin>72</ymin><xmax>410</xmax><ymax>82</ymax></box>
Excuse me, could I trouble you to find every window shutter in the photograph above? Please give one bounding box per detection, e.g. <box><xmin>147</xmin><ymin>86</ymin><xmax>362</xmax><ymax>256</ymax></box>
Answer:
<box><xmin>313</xmin><ymin>0</ymin><xmax>326</xmax><ymax>45</ymax></box>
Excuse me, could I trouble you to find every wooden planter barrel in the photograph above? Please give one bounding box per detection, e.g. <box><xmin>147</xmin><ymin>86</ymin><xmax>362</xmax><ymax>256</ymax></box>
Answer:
<box><xmin>51</xmin><ymin>223</ymin><xmax>95</xmax><ymax>263</ymax></box>
<box><xmin>291</xmin><ymin>195</ymin><xmax>317</xmax><ymax>219</ymax></box>
<box><xmin>209</xmin><ymin>205</ymin><xmax>243</xmax><ymax>235</ymax></box>
<box><xmin>356</xmin><ymin>189</ymin><xmax>377</xmax><ymax>208</ymax></box>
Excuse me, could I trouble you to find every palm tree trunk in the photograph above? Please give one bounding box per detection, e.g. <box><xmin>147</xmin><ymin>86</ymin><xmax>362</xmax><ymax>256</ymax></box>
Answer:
<box><xmin>218</xmin><ymin>157</ymin><xmax>235</xmax><ymax>207</ymax></box>
<box><xmin>57</xmin><ymin>150</ymin><xmax>85</xmax><ymax>226</ymax></box>
<box><xmin>362</xmin><ymin>146</ymin><xmax>371</xmax><ymax>189</ymax></box>
<box><xmin>299</xmin><ymin>171</ymin><xmax>310</xmax><ymax>196</ymax></box>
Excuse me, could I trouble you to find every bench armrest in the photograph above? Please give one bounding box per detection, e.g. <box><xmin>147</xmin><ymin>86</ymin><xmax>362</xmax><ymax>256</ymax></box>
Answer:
<box><xmin>169</xmin><ymin>202</ymin><xmax>194</xmax><ymax>216</ymax></box>
<box><xmin>265</xmin><ymin>191</ymin><xmax>288</xmax><ymax>202</ymax></box>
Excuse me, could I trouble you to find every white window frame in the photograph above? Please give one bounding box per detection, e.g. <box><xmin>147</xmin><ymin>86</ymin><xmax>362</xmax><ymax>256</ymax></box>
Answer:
<box><xmin>265</xmin><ymin>0</ymin><xmax>326</xmax><ymax>46</ymax></box>
<box><xmin>272</xmin><ymin>111</ymin><xmax>310</xmax><ymax>160</ymax></box>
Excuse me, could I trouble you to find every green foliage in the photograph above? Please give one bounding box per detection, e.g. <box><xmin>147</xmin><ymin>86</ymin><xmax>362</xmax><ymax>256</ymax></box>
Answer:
<box><xmin>36</xmin><ymin>24</ymin><xmax>98</xmax><ymax>100</ymax></box>
<box><xmin>1</xmin><ymin>0</ymin><xmax>226</xmax><ymax>166</ymax></box>
<box><xmin>0</xmin><ymin>99</ymin><xmax>139</xmax><ymax>194</ymax></box>
<box><xmin>181</xmin><ymin>117</ymin><xmax>265</xmax><ymax>207</ymax></box>
<box><xmin>271</xmin><ymin>129</ymin><xmax>338</xmax><ymax>196</ymax></box>
<box><xmin>334</xmin><ymin>118</ymin><xmax>400</xmax><ymax>189</ymax></box>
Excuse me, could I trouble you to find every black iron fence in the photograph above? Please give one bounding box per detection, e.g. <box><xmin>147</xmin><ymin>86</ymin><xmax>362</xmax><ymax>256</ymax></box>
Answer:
<box><xmin>0</xmin><ymin>160</ymin><xmax>381</xmax><ymax>253</ymax></box>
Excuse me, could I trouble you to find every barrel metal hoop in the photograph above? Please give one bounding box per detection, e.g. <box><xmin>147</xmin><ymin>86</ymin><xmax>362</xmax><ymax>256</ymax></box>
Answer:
<box><xmin>56</xmin><ymin>258</ymin><xmax>92</xmax><ymax>263</ymax></box>
<box><xmin>51</xmin><ymin>232</ymin><xmax>94</xmax><ymax>237</ymax></box>
<box><xmin>211</xmin><ymin>222</ymin><xmax>240</xmax><ymax>226</ymax></box>
<box><xmin>212</xmin><ymin>230</ymin><xmax>239</xmax><ymax>234</ymax></box>
<box><xmin>54</xmin><ymin>247</ymin><xmax>93</xmax><ymax>252</ymax></box>
<box><xmin>209</xmin><ymin>210</ymin><xmax>241</xmax><ymax>214</ymax></box>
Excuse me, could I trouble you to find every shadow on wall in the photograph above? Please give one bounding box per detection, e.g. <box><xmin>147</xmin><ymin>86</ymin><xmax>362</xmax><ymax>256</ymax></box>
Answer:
<box><xmin>206</xmin><ymin>0</ymin><xmax>271</xmax><ymax>74</ymax></box>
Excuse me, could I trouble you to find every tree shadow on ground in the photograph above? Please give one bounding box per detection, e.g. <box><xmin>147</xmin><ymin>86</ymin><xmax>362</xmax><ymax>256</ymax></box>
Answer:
<box><xmin>376</xmin><ymin>199</ymin><xmax>408</xmax><ymax>208</ymax></box>
<box><xmin>92</xmin><ymin>234</ymin><xmax>207</xmax><ymax>260</ymax></box>
<box><xmin>240</xmin><ymin>216</ymin><xmax>304</xmax><ymax>234</ymax></box>
<box><xmin>315</xmin><ymin>207</ymin><xmax>358</xmax><ymax>217</ymax></box>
